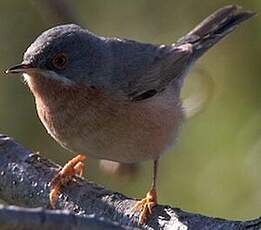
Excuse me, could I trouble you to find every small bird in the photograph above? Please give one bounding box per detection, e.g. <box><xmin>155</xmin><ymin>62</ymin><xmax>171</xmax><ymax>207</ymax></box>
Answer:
<box><xmin>6</xmin><ymin>5</ymin><xmax>254</xmax><ymax>224</ymax></box>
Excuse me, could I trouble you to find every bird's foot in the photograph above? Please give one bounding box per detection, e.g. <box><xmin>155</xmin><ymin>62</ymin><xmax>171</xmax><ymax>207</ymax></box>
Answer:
<box><xmin>49</xmin><ymin>154</ymin><xmax>86</xmax><ymax>208</ymax></box>
<box><xmin>131</xmin><ymin>187</ymin><xmax>157</xmax><ymax>224</ymax></box>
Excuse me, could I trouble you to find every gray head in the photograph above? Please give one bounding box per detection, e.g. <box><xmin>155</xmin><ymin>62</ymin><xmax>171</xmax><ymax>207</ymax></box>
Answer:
<box><xmin>6</xmin><ymin>24</ymin><xmax>103</xmax><ymax>83</ymax></box>
<box><xmin>6</xmin><ymin>23</ymin><xmax>164</xmax><ymax>97</ymax></box>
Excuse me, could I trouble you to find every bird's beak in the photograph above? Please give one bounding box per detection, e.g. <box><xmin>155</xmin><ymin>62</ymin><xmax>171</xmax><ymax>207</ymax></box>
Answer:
<box><xmin>5</xmin><ymin>63</ymin><xmax>34</xmax><ymax>74</ymax></box>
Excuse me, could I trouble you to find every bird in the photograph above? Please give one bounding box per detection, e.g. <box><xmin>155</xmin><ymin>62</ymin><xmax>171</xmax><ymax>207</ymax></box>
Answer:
<box><xmin>6</xmin><ymin>5</ymin><xmax>255</xmax><ymax>224</ymax></box>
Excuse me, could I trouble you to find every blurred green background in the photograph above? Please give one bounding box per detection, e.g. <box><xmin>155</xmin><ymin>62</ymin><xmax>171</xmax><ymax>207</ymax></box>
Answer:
<box><xmin>0</xmin><ymin>0</ymin><xmax>260</xmax><ymax>220</ymax></box>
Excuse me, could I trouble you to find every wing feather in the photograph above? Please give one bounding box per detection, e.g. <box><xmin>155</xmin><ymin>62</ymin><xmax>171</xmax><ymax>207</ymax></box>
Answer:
<box><xmin>107</xmin><ymin>38</ymin><xmax>193</xmax><ymax>101</ymax></box>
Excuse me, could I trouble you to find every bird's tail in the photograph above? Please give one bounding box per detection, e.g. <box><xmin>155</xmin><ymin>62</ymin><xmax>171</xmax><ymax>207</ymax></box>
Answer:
<box><xmin>176</xmin><ymin>5</ymin><xmax>255</xmax><ymax>60</ymax></box>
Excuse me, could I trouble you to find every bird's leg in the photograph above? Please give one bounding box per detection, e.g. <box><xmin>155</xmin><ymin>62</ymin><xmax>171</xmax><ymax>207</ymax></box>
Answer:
<box><xmin>131</xmin><ymin>159</ymin><xmax>158</xmax><ymax>224</ymax></box>
<box><xmin>49</xmin><ymin>154</ymin><xmax>86</xmax><ymax>208</ymax></box>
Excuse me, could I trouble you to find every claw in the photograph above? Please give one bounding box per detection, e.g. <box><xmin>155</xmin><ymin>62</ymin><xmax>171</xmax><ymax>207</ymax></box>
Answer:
<box><xmin>49</xmin><ymin>185</ymin><xmax>60</xmax><ymax>208</ymax></box>
<box><xmin>49</xmin><ymin>154</ymin><xmax>86</xmax><ymax>208</ymax></box>
<box><xmin>131</xmin><ymin>188</ymin><xmax>157</xmax><ymax>224</ymax></box>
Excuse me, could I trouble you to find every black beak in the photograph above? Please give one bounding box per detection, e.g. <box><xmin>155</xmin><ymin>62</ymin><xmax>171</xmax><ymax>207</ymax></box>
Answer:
<box><xmin>5</xmin><ymin>63</ymin><xmax>34</xmax><ymax>74</ymax></box>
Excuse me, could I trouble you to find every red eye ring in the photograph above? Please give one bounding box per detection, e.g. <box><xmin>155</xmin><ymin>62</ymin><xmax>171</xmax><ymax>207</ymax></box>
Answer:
<box><xmin>52</xmin><ymin>53</ymin><xmax>67</xmax><ymax>69</ymax></box>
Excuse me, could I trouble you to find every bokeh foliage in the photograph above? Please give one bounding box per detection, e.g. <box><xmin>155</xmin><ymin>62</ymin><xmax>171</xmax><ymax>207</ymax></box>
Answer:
<box><xmin>0</xmin><ymin>0</ymin><xmax>260</xmax><ymax>220</ymax></box>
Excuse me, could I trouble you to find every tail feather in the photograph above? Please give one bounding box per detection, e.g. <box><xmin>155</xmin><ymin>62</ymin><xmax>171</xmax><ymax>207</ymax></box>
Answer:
<box><xmin>176</xmin><ymin>5</ymin><xmax>255</xmax><ymax>59</ymax></box>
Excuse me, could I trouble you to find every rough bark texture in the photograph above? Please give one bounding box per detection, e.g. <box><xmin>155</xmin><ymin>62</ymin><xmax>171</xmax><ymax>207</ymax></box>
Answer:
<box><xmin>0</xmin><ymin>134</ymin><xmax>260</xmax><ymax>229</ymax></box>
<box><xmin>0</xmin><ymin>205</ymin><xmax>124</xmax><ymax>230</ymax></box>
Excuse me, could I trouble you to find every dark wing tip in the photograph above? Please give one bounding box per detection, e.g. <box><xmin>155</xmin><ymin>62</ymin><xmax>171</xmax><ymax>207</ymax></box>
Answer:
<box><xmin>186</xmin><ymin>5</ymin><xmax>256</xmax><ymax>38</ymax></box>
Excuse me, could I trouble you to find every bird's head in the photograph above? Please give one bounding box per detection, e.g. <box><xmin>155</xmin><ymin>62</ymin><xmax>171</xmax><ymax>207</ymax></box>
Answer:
<box><xmin>6</xmin><ymin>24</ymin><xmax>102</xmax><ymax>85</ymax></box>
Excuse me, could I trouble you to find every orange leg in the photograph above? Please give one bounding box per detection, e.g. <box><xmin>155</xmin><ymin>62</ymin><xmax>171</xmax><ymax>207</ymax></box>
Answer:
<box><xmin>49</xmin><ymin>154</ymin><xmax>86</xmax><ymax>208</ymax></box>
<box><xmin>131</xmin><ymin>160</ymin><xmax>159</xmax><ymax>224</ymax></box>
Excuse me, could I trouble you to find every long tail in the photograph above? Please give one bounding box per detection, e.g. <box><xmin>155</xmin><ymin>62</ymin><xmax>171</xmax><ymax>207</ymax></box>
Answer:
<box><xmin>176</xmin><ymin>5</ymin><xmax>255</xmax><ymax>59</ymax></box>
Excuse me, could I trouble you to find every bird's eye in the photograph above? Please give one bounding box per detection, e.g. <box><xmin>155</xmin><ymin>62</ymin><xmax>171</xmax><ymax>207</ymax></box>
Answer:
<box><xmin>52</xmin><ymin>53</ymin><xmax>67</xmax><ymax>69</ymax></box>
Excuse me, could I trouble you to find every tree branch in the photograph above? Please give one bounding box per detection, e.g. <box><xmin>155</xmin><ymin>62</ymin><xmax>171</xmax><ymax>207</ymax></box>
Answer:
<box><xmin>0</xmin><ymin>205</ymin><xmax>123</xmax><ymax>230</ymax></box>
<box><xmin>0</xmin><ymin>134</ymin><xmax>260</xmax><ymax>229</ymax></box>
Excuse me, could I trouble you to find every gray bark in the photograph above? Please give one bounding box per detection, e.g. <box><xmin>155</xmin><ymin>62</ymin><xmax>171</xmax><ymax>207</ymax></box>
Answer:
<box><xmin>0</xmin><ymin>134</ymin><xmax>260</xmax><ymax>229</ymax></box>
<box><xmin>0</xmin><ymin>205</ymin><xmax>124</xmax><ymax>230</ymax></box>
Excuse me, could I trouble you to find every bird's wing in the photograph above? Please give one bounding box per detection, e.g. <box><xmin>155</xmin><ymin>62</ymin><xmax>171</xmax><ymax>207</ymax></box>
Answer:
<box><xmin>107</xmin><ymin>39</ymin><xmax>193</xmax><ymax>102</ymax></box>
<box><xmin>127</xmin><ymin>44</ymin><xmax>193</xmax><ymax>102</ymax></box>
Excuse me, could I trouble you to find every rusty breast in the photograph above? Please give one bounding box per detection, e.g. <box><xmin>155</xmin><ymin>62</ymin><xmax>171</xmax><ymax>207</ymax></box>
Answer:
<box><xmin>23</xmin><ymin>73</ymin><xmax>184</xmax><ymax>163</ymax></box>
